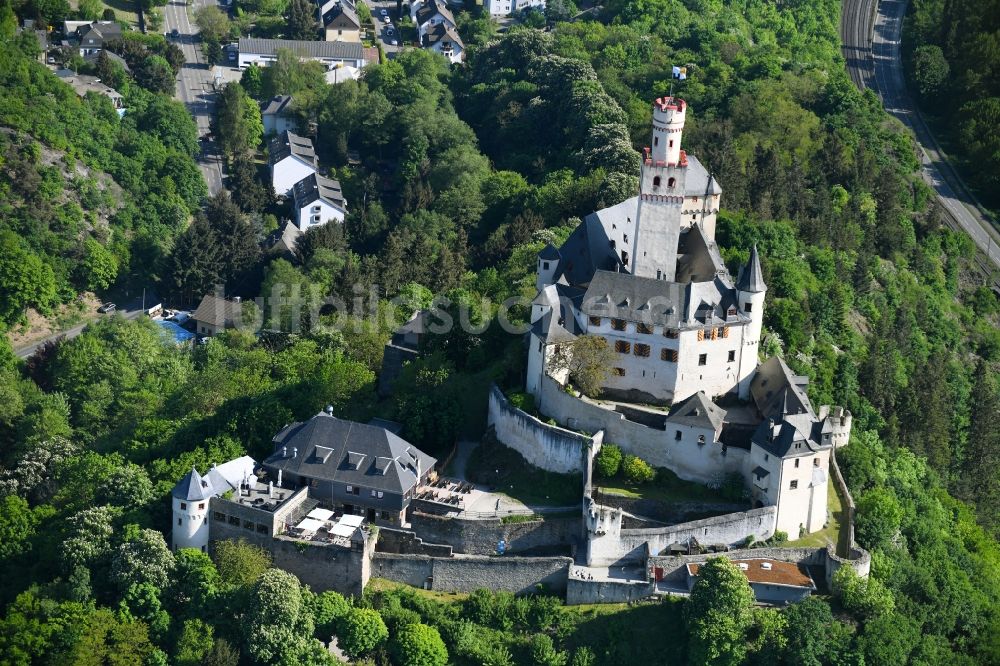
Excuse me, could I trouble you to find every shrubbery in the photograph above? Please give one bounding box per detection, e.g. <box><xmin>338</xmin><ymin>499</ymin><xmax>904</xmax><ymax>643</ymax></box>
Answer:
<box><xmin>593</xmin><ymin>444</ymin><xmax>622</xmax><ymax>478</ymax></box>
<box><xmin>621</xmin><ymin>454</ymin><xmax>655</xmax><ymax>484</ymax></box>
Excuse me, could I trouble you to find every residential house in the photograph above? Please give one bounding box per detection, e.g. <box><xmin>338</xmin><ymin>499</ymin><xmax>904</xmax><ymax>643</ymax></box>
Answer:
<box><xmin>319</xmin><ymin>0</ymin><xmax>361</xmax><ymax>42</ymax></box>
<box><xmin>421</xmin><ymin>22</ymin><xmax>464</xmax><ymax>63</ymax></box>
<box><xmin>686</xmin><ymin>559</ymin><xmax>817</xmax><ymax>604</ymax></box>
<box><xmin>237</xmin><ymin>38</ymin><xmax>368</xmax><ymax>70</ymax></box>
<box><xmin>265</xmin><ymin>221</ymin><xmax>304</xmax><ymax>261</ymax></box>
<box><xmin>55</xmin><ymin>69</ymin><xmax>125</xmax><ymax>114</ymax></box>
<box><xmin>410</xmin><ymin>0</ymin><xmax>456</xmax><ymax>40</ymax></box>
<box><xmin>17</xmin><ymin>20</ymin><xmax>47</xmax><ymax>62</ymax></box>
<box><xmin>269</xmin><ymin>130</ymin><xmax>317</xmax><ymax>197</ymax></box>
<box><xmin>67</xmin><ymin>21</ymin><xmax>122</xmax><ymax>57</ymax></box>
<box><xmin>191</xmin><ymin>294</ymin><xmax>245</xmax><ymax>336</ymax></box>
<box><xmin>262</xmin><ymin>95</ymin><xmax>297</xmax><ymax>136</ymax></box>
<box><xmin>484</xmin><ymin>0</ymin><xmax>545</xmax><ymax>16</ymax></box>
<box><xmin>263</xmin><ymin>408</ymin><xmax>437</xmax><ymax>525</ymax></box>
<box><xmin>83</xmin><ymin>50</ymin><xmax>131</xmax><ymax>73</ymax></box>
<box><xmin>292</xmin><ymin>172</ymin><xmax>347</xmax><ymax>231</ymax></box>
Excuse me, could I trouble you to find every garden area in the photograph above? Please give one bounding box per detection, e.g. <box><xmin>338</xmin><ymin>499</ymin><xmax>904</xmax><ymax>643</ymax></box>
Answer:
<box><xmin>785</xmin><ymin>472</ymin><xmax>849</xmax><ymax>556</ymax></box>
<box><xmin>465</xmin><ymin>435</ymin><xmax>582</xmax><ymax>507</ymax></box>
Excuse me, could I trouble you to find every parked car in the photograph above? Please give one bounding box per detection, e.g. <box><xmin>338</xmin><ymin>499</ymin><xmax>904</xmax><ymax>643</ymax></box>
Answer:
<box><xmin>383</xmin><ymin>14</ymin><xmax>391</xmax><ymax>22</ymax></box>
<box><xmin>97</xmin><ymin>302</ymin><xmax>116</xmax><ymax>314</ymax></box>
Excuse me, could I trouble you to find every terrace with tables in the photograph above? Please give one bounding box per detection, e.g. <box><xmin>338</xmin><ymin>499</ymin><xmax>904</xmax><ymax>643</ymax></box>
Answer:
<box><xmin>412</xmin><ymin>477</ymin><xmax>476</xmax><ymax>513</ymax></box>
<box><xmin>284</xmin><ymin>508</ymin><xmax>366</xmax><ymax>547</ymax></box>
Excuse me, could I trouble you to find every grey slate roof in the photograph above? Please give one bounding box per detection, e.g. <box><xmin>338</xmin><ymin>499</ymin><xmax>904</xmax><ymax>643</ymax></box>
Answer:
<box><xmin>675</xmin><ymin>224</ymin><xmax>728</xmax><ymax>284</ymax></box>
<box><xmin>264</xmin><ymin>411</ymin><xmax>437</xmax><ymax>495</ymax></box>
<box><xmin>736</xmin><ymin>245</ymin><xmax>766</xmax><ymax>293</ymax></box>
<box><xmin>538</xmin><ymin>242</ymin><xmax>561</xmax><ymax>261</ymax></box>
<box><xmin>321</xmin><ymin>1</ymin><xmax>360</xmax><ymax>29</ymax></box>
<box><xmin>666</xmin><ymin>391</ymin><xmax>726</xmax><ymax>432</ymax></box>
<box><xmin>262</xmin><ymin>95</ymin><xmax>293</xmax><ymax>117</ymax></box>
<box><xmin>171</xmin><ymin>457</ymin><xmax>257</xmax><ymax>500</ymax></box>
<box><xmin>581</xmin><ymin>270</ymin><xmax>684</xmax><ymax>327</ymax></box>
<box><xmin>267</xmin><ymin>221</ymin><xmax>303</xmax><ymax>258</ymax></box>
<box><xmin>269</xmin><ymin>130</ymin><xmax>317</xmax><ymax>167</ymax></box>
<box><xmin>239</xmin><ymin>37</ymin><xmax>365</xmax><ymax>60</ymax></box>
<box><xmin>292</xmin><ymin>172</ymin><xmax>345</xmax><ymax>209</ymax></box>
<box><xmin>192</xmin><ymin>294</ymin><xmax>242</xmax><ymax>328</ymax></box>
<box><xmin>415</xmin><ymin>0</ymin><xmax>456</xmax><ymax>27</ymax></box>
<box><xmin>684</xmin><ymin>155</ymin><xmax>722</xmax><ymax>196</ymax></box>
<box><xmin>530</xmin><ymin>310</ymin><xmax>578</xmax><ymax>344</ymax></box>
<box><xmin>77</xmin><ymin>21</ymin><xmax>122</xmax><ymax>47</ymax></box>
<box><xmin>750</xmin><ymin>357</ymin><xmax>814</xmax><ymax>421</ymax></box>
<box><xmin>422</xmin><ymin>22</ymin><xmax>463</xmax><ymax>50</ymax></box>
<box><xmin>172</xmin><ymin>468</ymin><xmax>214</xmax><ymax>501</ymax></box>
<box><xmin>558</xmin><ymin>212</ymin><xmax>627</xmax><ymax>286</ymax></box>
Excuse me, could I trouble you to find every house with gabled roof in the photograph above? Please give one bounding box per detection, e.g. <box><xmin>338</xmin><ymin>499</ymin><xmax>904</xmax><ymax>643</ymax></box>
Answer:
<box><xmin>292</xmin><ymin>172</ymin><xmax>347</xmax><ymax>230</ymax></box>
<box><xmin>319</xmin><ymin>0</ymin><xmax>361</xmax><ymax>42</ymax></box>
<box><xmin>410</xmin><ymin>0</ymin><xmax>456</xmax><ymax>40</ymax></box>
<box><xmin>262</xmin><ymin>95</ymin><xmax>297</xmax><ymax>136</ymax></box>
<box><xmin>263</xmin><ymin>408</ymin><xmax>437</xmax><ymax>525</ymax></box>
<box><xmin>171</xmin><ymin>456</ymin><xmax>257</xmax><ymax>551</ymax></box>
<box><xmin>191</xmin><ymin>294</ymin><xmax>245</xmax><ymax>336</ymax></box>
<box><xmin>269</xmin><ymin>130</ymin><xmax>318</xmax><ymax>197</ymax></box>
<box><xmin>422</xmin><ymin>22</ymin><xmax>464</xmax><ymax>64</ymax></box>
<box><xmin>68</xmin><ymin>21</ymin><xmax>122</xmax><ymax>57</ymax></box>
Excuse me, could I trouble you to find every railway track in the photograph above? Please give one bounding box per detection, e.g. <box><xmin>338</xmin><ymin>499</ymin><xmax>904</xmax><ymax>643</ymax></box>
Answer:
<box><xmin>840</xmin><ymin>0</ymin><xmax>1000</xmax><ymax>289</ymax></box>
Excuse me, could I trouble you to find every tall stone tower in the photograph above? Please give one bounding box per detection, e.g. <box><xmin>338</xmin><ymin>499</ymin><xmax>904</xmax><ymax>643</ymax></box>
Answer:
<box><xmin>632</xmin><ymin>97</ymin><xmax>688</xmax><ymax>281</ymax></box>
<box><xmin>736</xmin><ymin>245</ymin><xmax>767</xmax><ymax>399</ymax></box>
<box><xmin>171</xmin><ymin>467</ymin><xmax>213</xmax><ymax>552</ymax></box>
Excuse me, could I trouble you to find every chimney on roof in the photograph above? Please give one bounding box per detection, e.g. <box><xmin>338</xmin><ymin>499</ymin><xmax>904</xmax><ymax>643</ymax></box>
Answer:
<box><xmin>282</xmin><ymin>445</ymin><xmax>287</xmax><ymax>457</ymax></box>
<box><xmin>324</xmin><ymin>405</ymin><xmax>334</xmax><ymax>415</ymax></box>
<box><xmin>268</xmin><ymin>481</ymin><xmax>273</xmax><ymax>498</ymax></box>
<box><xmin>233</xmin><ymin>296</ymin><xmax>241</xmax><ymax>304</ymax></box>
<box><xmin>277</xmin><ymin>469</ymin><xmax>283</xmax><ymax>487</ymax></box>
<box><xmin>292</xmin><ymin>447</ymin><xmax>298</xmax><ymax>458</ymax></box>
<box><xmin>767</xmin><ymin>418</ymin><xmax>774</xmax><ymax>442</ymax></box>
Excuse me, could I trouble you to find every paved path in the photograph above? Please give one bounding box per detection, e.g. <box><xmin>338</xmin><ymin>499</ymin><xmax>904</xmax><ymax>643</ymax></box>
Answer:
<box><xmin>14</xmin><ymin>307</ymin><xmax>143</xmax><ymax>359</ymax></box>
<box><xmin>841</xmin><ymin>0</ymin><xmax>1000</xmax><ymax>276</ymax></box>
<box><xmin>163</xmin><ymin>0</ymin><xmax>226</xmax><ymax>195</ymax></box>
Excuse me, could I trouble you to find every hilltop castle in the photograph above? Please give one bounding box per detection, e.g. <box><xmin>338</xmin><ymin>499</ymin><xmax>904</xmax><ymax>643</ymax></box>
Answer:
<box><xmin>524</xmin><ymin>97</ymin><xmax>852</xmax><ymax>539</ymax></box>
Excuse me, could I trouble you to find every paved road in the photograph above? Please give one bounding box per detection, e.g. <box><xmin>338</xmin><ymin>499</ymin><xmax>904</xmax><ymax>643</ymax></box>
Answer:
<box><xmin>841</xmin><ymin>0</ymin><xmax>1000</xmax><ymax>274</ymax></box>
<box><xmin>365</xmin><ymin>0</ymin><xmax>404</xmax><ymax>56</ymax></box>
<box><xmin>163</xmin><ymin>0</ymin><xmax>226</xmax><ymax>195</ymax></box>
<box><xmin>14</xmin><ymin>303</ymin><xmax>144</xmax><ymax>359</ymax></box>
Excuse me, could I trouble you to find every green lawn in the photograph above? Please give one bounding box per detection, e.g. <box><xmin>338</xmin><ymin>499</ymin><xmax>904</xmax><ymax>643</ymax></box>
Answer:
<box><xmin>70</xmin><ymin>0</ymin><xmax>140</xmax><ymax>28</ymax></box>
<box><xmin>785</xmin><ymin>475</ymin><xmax>848</xmax><ymax>555</ymax></box>
<box><xmin>596</xmin><ymin>466</ymin><xmax>741</xmax><ymax>505</ymax></box>
<box><xmin>466</xmin><ymin>436</ymin><xmax>582</xmax><ymax>507</ymax></box>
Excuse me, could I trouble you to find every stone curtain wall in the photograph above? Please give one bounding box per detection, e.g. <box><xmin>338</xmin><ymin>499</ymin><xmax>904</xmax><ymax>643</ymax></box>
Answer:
<box><xmin>372</xmin><ymin>553</ymin><xmax>572</xmax><ymax>595</ymax></box>
<box><xmin>407</xmin><ymin>511</ymin><xmax>582</xmax><ymax>556</ymax></box>
<box><xmin>487</xmin><ymin>384</ymin><xmax>598</xmax><ymax>474</ymax></box>
<box><xmin>566</xmin><ymin>575</ymin><xmax>655</xmax><ymax>605</ymax></box>
<box><xmin>824</xmin><ymin>452</ymin><xmax>871</xmax><ymax>585</ymax></box>
<box><xmin>376</xmin><ymin>526</ymin><xmax>455</xmax><ymax>557</ymax></box>
<box><xmin>538</xmin><ymin>375</ymin><xmax>748</xmax><ymax>484</ymax></box>
<box><xmin>587</xmin><ymin>505</ymin><xmax>778</xmax><ymax>565</ymax></box>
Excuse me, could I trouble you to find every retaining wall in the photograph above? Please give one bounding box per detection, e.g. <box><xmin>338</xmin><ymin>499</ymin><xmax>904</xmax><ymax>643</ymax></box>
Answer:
<box><xmin>488</xmin><ymin>384</ymin><xmax>599</xmax><ymax>474</ymax></box>
<box><xmin>207</xmin><ymin>527</ymin><xmax>372</xmax><ymax>597</ymax></box>
<box><xmin>376</xmin><ymin>526</ymin><xmax>454</xmax><ymax>557</ymax></box>
<box><xmin>825</xmin><ymin>453</ymin><xmax>871</xmax><ymax>585</ymax></box>
<box><xmin>408</xmin><ymin>510</ymin><xmax>582</xmax><ymax>556</ymax></box>
<box><xmin>586</xmin><ymin>505</ymin><xmax>777</xmax><ymax>565</ymax></box>
<box><xmin>372</xmin><ymin>553</ymin><xmax>572</xmax><ymax>595</ymax></box>
<box><xmin>538</xmin><ymin>375</ymin><xmax>747</xmax><ymax>484</ymax></box>
<box><xmin>566</xmin><ymin>575</ymin><xmax>655</xmax><ymax>605</ymax></box>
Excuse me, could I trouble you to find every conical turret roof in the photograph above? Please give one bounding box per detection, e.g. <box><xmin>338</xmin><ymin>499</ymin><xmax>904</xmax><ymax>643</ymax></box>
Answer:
<box><xmin>171</xmin><ymin>466</ymin><xmax>214</xmax><ymax>501</ymax></box>
<box><xmin>736</xmin><ymin>244</ymin><xmax>766</xmax><ymax>293</ymax></box>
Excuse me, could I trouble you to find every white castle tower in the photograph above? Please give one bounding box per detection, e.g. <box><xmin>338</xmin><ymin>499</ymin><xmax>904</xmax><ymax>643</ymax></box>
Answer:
<box><xmin>736</xmin><ymin>245</ymin><xmax>767</xmax><ymax>399</ymax></box>
<box><xmin>633</xmin><ymin>97</ymin><xmax>689</xmax><ymax>281</ymax></box>
<box><xmin>171</xmin><ymin>467</ymin><xmax>213</xmax><ymax>552</ymax></box>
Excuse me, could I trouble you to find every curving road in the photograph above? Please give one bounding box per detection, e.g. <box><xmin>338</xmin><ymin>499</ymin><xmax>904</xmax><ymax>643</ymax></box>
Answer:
<box><xmin>163</xmin><ymin>0</ymin><xmax>225</xmax><ymax>195</ymax></box>
<box><xmin>841</xmin><ymin>0</ymin><xmax>1000</xmax><ymax>274</ymax></box>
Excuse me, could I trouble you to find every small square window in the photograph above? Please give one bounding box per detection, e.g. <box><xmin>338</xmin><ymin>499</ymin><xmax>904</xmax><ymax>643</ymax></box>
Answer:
<box><xmin>790</xmin><ymin>480</ymin><xmax>798</xmax><ymax>490</ymax></box>
<box><xmin>615</xmin><ymin>341</ymin><xmax>631</xmax><ymax>354</ymax></box>
<box><xmin>346</xmin><ymin>485</ymin><xmax>353</xmax><ymax>493</ymax></box>
<box><xmin>728</xmin><ymin>350</ymin><xmax>736</xmax><ymax>362</ymax></box>
<box><xmin>637</xmin><ymin>323</ymin><xmax>654</xmax><ymax>334</ymax></box>
<box><xmin>611</xmin><ymin>318</ymin><xmax>627</xmax><ymax>331</ymax></box>
<box><xmin>377</xmin><ymin>491</ymin><xmax>384</xmax><ymax>498</ymax></box>
<box><xmin>661</xmin><ymin>348</ymin><xmax>678</xmax><ymax>363</ymax></box>
<box><xmin>178</xmin><ymin>518</ymin><xmax>182</xmax><ymax>526</ymax></box>
<box><xmin>795</xmin><ymin>459</ymin><xmax>800</xmax><ymax>468</ymax></box>
<box><xmin>675</xmin><ymin>430</ymin><xmax>682</xmax><ymax>441</ymax></box>
<box><xmin>589</xmin><ymin>316</ymin><xmax>601</xmax><ymax>326</ymax></box>
<box><xmin>698</xmin><ymin>354</ymin><xmax>707</xmax><ymax>366</ymax></box>
<box><xmin>813</xmin><ymin>458</ymin><xmax>820</xmax><ymax>467</ymax></box>
<box><xmin>543</xmin><ymin>261</ymin><xmax>550</xmax><ymax>270</ymax></box>
<box><xmin>633</xmin><ymin>343</ymin><xmax>650</xmax><ymax>357</ymax></box>
<box><xmin>180</xmin><ymin>502</ymin><xmax>187</xmax><ymax>510</ymax></box>
<box><xmin>744</xmin><ymin>302</ymin><xmax>752</xmax><ymax>313</ymax></box>
<box><xmin>198</xmin><ymin>503</ymin><xmax>205</xmax><ymax>510</ymax></box>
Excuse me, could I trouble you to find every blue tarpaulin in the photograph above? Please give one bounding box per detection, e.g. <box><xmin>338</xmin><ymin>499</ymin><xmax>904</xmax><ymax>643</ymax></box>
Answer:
<box><xmin>157</xmin><ymin>319</ymin><xmax>195</xmax><ymax>344</ymax></box>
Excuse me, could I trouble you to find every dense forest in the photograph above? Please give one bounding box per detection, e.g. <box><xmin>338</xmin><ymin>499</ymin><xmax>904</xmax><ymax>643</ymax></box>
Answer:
<box><xmin>2</xmin><ymin>0</ymin><xmax>1000</xmax><ymax>663</ymax></box>
<box><xmin>906</xmin><ymin>0</ymin><xmax>1000</xmax><ymax>208</ymax></box>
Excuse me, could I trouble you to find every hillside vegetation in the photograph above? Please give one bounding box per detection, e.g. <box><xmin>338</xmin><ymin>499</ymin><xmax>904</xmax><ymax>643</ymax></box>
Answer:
<box><xmin>0</xmin><ymin>0</ymin><xmax>999</xmax><ymax>664</ymax></box>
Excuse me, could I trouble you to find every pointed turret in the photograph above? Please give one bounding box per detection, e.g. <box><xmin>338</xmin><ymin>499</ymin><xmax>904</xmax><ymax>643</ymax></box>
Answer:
<box><xmin>536</xmin><ymin>243</ymin><xmax>561</xmax><ymax>291</ymax></box>
<box><xmin>736</xmin><ymin>245</ymin><xmax>766</xmax><ymax>293</ymax></box>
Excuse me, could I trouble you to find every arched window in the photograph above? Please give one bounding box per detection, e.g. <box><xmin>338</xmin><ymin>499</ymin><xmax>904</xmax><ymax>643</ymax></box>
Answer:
<box><xmin>667</xmin><ymin>177</ymin><xmax>676</xmax><ymax>188</ymax></box>
<box><xmin>653</xmin><ymin>176</ymin><xmax>661</xmax><ymax>187</ymax></box>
